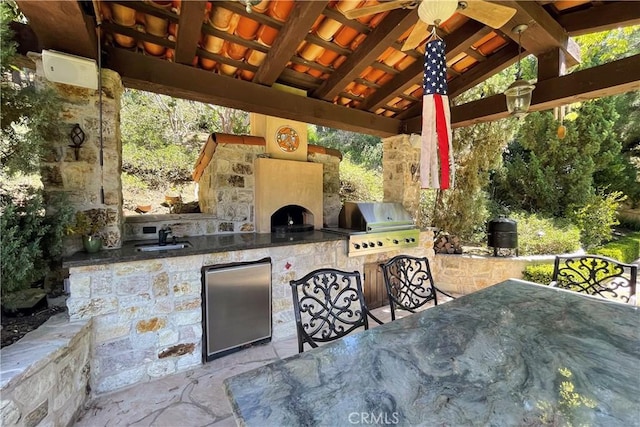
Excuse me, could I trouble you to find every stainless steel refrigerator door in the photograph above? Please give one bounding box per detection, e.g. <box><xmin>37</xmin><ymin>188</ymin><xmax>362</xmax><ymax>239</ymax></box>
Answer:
<box><xmin>204</xmin><ymin>261</ymin><xmax>271</xmax><ymax>358</ymax></box>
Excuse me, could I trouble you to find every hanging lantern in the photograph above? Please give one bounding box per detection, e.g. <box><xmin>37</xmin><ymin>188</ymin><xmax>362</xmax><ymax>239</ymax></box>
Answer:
<box><xmin>417</xmin><ymin>0</ymin><xmax>458</xmax><ymax>26</ymax></box>
<box><xmin>504</xmin><ymin>24</ymin><xmax>535</xmax><ymax>118</ymax></box>
<box><xmin>505</xmin><ymin>79</ymin><xmax>535</xmax><ymax>118</ymax></box>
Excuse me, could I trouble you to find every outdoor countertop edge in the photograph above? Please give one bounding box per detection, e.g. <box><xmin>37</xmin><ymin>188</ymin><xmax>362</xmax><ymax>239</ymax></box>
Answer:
<box><xmin>62</xmin><ymin>231</ymin><xmax>345</xmax><ymax>268</ymax></box>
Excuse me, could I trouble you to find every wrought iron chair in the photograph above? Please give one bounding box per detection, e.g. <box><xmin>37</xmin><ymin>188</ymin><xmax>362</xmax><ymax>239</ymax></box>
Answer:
<box><xmin>290</xmin><ymin>268</ymin><xmax>383</xmax><ymax>353</ymax></box>
<box><xmin>380</xmin><ymin>255</ymin><xmax>456</xmax><ymax>321</ymax></box>
<box><xmin>550</xmin><ymin>254</ymin><xmax>637</xmax><ymax>304</ymax></box>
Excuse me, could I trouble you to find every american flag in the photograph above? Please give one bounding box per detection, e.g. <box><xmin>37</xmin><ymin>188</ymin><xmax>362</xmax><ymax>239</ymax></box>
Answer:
<box><xmin>420</xmin><ymin>36</ymin><xmax>455</xmax><ymax>189</ymax></box>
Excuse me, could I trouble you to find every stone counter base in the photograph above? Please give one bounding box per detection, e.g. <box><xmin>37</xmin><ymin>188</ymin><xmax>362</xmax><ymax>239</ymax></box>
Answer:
<box><xmin>66</xmin><ymin>233</ymin><xmax>435</xmax><ymax>396</ymax></box>
<box><xmin>0</xmin><ymin>314</ymin><xmax>91</xmax><ymax>427</ymax></box>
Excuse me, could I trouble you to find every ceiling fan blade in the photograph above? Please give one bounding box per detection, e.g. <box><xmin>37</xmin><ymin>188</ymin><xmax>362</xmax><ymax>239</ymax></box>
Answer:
<box><xmin>401</xmin><ymin>19</ymin><xmax>429</xmax><ymax>51</ymax></box>
<box><xmin>457</xmin><ymin>0</ymin><xmax>517</xmax><ymax>29</ymax></box>
<box><xmin>343</xmin><ymin>0</ymin><xmax>412</xmax><ymax>20</ymax></box>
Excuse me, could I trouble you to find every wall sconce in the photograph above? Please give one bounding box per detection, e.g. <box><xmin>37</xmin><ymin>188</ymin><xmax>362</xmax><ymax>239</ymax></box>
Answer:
<box><xmin>68</xmin><ymin>123</ymin><xmax>85</xmax><ymax>160</ymax></box>
<box><xmin>504</xmin><ymin>24</ymin><xmax>535</xmax><ymax>119</ymax></box>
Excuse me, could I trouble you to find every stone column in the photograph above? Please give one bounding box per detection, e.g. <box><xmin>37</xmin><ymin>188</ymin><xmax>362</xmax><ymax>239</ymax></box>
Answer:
<box><xmin>33</xmin><ymin>56</ymin><xmax>124</xmax><ymax>253</ymax></box>
<box><xmin>381</xmin><ymin>134</ymin><xmax>421</xmax><ymax>220</ymax></box>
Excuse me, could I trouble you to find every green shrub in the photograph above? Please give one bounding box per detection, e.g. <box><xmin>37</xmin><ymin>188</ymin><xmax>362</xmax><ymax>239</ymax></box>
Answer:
<box><xmin>522</xmin><ymin>264</ymin><xmax>555</xmax><ymax>284</ymax></box>
<box><xmin>569</xmin><ymin>192</ymin><xmax>625</xmax><ymax>250</ymax></box>
<box><xmin>0</xmin><ymin>187</ymin><xmax>73</xmax><ymax>296</ymax></box>
<box><xmin>511</xmin><ymin>212</ymin><xmax>581</xmax><ymax>255</ymax></box>
<box><xmin>594</xmin><ymin>232</ymin><xmax>640</xmax><ymax>263</ymax></box>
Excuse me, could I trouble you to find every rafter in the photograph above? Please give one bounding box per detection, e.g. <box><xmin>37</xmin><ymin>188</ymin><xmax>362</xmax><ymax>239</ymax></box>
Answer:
<box><xmin>15</xmin><ymin>0</ymin><xmax>97</xmax><ymax>59</ymax></box>
<box><xmin>498</xmin><ymin>1</ymin><xmax>580</xmax><ymax>67</ymax></box>
<box><xmin>106</xmin><ymin>47</ymin><xmax>401</xmax><ymax>137</ymax></box>
<box><xmin>556</xmin><ymin>2</ymin><xmax>640</xmax><ymax>36</ymax></box>
<box><xmin>174</xmin><ymin>1</ymin><xmax>207</xmax><ymax>65</ymax></box>
<box><xmin>403</xmin><ymin>54</ymin><xmax>640</xmax><ymax>131</ymax></box>
<box><xmin>448</xmin><ymin>43</ymin><xmax>520</xmax><ymax>98</ymax></box>
<box><xmin>312</xmin><ymin>8</ymin><xmax>418</xmax><ymax>101</ymax></box>
<box><xmin>253</xmin><ymin>1</ymin><xmax>329</xmax><ymax>86</ymax></box>
<box><xmin>357</xmin><ymin>21</ymin><xmax>491</xmax><ymax>113</ymax></box>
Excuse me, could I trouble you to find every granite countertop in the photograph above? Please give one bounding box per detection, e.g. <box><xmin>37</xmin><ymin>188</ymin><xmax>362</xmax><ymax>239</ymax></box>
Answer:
<box><xmin>62</xmin><ymin>231</ymin><xmax>345</xmax><ymax>268</ymax></box>
<box><xmin>224</xmin><ymin>279</ymin><xmax>640</xmax><ymax>426</ymax></box>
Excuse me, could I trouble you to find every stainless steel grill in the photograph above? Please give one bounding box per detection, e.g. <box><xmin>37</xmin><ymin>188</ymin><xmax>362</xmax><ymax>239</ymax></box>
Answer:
<box><xmin>324</xmin><ymin>202</ymin><xmax>419</xmax><ymax>257</ymax></box>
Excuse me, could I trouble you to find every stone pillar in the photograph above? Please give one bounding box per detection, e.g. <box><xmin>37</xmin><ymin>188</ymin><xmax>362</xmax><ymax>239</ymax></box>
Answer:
<box><xmin>33</xmin><ymin>56</ymin><xmax>124</xmax><ymax>253</ymax></box>
<box><xmin>309</xmin><ymin>151</ymin><xmax>341</xmax><ymax>227</ymax></box>
<box><xmin>381</xmin><ymin>134</ymin><xmax>421</xmax><ymax>221</ymax></box>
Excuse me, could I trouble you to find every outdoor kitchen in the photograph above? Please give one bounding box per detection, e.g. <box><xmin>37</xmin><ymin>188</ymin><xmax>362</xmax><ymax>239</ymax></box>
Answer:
<box><xmin>60</xmin><ymin>113</ymin><xmax>436</xmax><ymax>395</ymax></box>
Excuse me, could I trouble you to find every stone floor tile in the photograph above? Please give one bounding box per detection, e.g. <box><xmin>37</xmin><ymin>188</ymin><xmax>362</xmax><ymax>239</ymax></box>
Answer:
<box><xmin>272</xmin><ymin>337</ymin><xmax>298</xmax><ymax>359</ymax></box>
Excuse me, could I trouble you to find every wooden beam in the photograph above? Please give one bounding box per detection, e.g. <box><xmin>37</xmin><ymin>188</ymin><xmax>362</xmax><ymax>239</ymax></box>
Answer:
<box><xmin>357</xmin><ymin>21</ymin><xmax>490</xmax><ymax>112</ymax></box>
<box><xmin>403</xmin><ymin>53</ymin><xmax>640</xmax><ymax>131</ymax></box>
<box><xmin>174</xmin><ymin>1</ymin><xmax>207</xmax><ymax>65</ymax></box>
<box><xmin>312</xmin><ymin>8</ymin><xmax>418</xmax><ymax>101</ymax></box>
<box><xmin>253</xmin><ymin>1</ymin><xmax>329</xmax><ymax>86</ymax></box>
<box><xmin>556</xmin><ymin>2</ymin><xmax>640</xmax><ymax>36</ymax></box>
<box><xmin>16</xmin><ymin>0</ymin><xmax>97</xmax><ymax>59</ymax></box>
<box><xmin>499</xmin><ymin>1</ymin><xmax>580</xmax><ymax>67</ymax></box>
<box><xmin>448</xmin><ymin>43</ymin><xmax>520</xmax><ymax>98</ymax></box>
<box><xmin>105</xmin><ymin>47</ymin><xmax>401</xmax><ymax>137</ymax></box>
<box><xmin>537</xmin><ymin>48</ymin><xmax>566</xmax><ymax>82</ymax></box>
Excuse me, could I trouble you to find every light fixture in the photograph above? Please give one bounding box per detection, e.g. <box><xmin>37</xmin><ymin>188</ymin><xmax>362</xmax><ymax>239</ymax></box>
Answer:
<box><xmin>504</xmin><ymin>24</ymin><xmax>535</xmax><ymax>119</ymax></box>
<box><xmin>68</xmin><ymin>123</ymin><xmax>86</xmax><ymax>160</ymax></box>
<box><xmin>418</xmin><ymin>0</ymin><xmax>459</xmax><ymax>26</ymax></box>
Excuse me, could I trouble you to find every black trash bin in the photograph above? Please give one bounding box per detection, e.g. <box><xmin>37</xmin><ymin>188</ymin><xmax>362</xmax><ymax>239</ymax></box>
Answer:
<box><xmin>487</xmin><ymin>217</ymin><xmax>518</xmax><ymax>256</ymax></box>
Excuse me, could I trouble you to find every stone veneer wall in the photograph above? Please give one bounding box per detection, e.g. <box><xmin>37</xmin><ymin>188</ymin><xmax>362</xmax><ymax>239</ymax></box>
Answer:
<box><xmin>432</xmin><ymin>254</ymin><xmax>553</xmax><ymax>295</ymax></box>
<box><xmin>197</xmin><ymin>143</ymin><xmax>263</xmax><ymax>233</ymax></box>
<box><xmin>0</xmin><ymin>315</ymin><xmax>91</xmax><ymax>427</ymax></box>
<box><xmin>381</xmin><ymin>134</ymin><xmax>421</xmax><ymax>221</ymax></box>
<box><xmin>32</xmin><ymin>57</ymin><xmax>124</xmax><ymax>254</ymax></box>
<box><xmin>66</xmin><ymin>232</ymin><xmax>433</xmax><ymax>396</ymax></box>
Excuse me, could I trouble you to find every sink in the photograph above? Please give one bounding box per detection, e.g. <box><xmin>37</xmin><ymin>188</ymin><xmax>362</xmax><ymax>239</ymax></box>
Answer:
<box><xmin>135</xmin><ymin>242</ymin><xmax>192</xmax><ymax>252</ymax></box>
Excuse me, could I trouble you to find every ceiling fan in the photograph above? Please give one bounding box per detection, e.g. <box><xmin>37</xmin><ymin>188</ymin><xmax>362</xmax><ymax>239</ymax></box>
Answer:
<box><xmin>343</xmin><ymin>0</ymin><xmax>517</xmax><ymax>51</ymax></box>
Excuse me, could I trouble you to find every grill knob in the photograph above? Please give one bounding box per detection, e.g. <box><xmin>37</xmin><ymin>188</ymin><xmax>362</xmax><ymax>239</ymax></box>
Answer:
<box><xmin>353</xmin><ymin>243</ymin><xmax>361</xmax><ymax>249</ymax></box>
<box><xmin>410</xmin><ymin>238</ymin><xmax>416</xmax><ymax>243</ymax></box>
<box><xmin>405</xmin><ymin>238</ymin><xmax>411</xmax><ymax>243</ymax></box>
<box><xmin>393</xmin><ymin>239</ymin><xmax>399</xmax><ymax>244</ymax></box>
<box><xmin>369</xmin><ymin>242</ymin><xmax>375</xmax><ymax>247</ymax></box>
<box><xmin>377</xmin><ymin>241</ymin><xmax>383</xmax><ymax>246</ymax></box>
<box><xmin>362</xmin><ymin>243</ymin><xmax>368</xmax><ymax>248</ymax></box>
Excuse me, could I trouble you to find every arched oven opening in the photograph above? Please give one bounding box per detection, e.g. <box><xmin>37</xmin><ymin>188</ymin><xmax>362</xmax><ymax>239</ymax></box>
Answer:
<box><xmin>271</xmin><ymin>205</ymin><xmax>314</xmax><ymax>234</ymax></box>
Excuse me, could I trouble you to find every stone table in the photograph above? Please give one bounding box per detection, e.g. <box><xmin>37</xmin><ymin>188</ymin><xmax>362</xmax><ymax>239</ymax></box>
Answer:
<box><xmin>225</xmin><ymin>279</ymin><xmax>640</xmax><ymax>426</ymax></box>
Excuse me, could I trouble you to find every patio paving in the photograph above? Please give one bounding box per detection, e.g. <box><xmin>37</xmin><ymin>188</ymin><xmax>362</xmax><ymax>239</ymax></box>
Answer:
<box><xmin>72</xmin><ymin>301</ymin><xmax>449</xmax><ymax>427</ymax></box>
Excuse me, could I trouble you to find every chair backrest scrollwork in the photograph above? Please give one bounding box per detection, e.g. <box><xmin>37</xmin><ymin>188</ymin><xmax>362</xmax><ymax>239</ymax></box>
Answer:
<box><xmin>290</xmin><ymin>269</ymin><xmax>370</xmax><ymax>353</ymax></box>
<box><xmin>551</xmin><ymin>255</ymin><xmax>637</xmax><ymax>304</ymax></box>
<box><xmin>380</xmin><ymin>255</ymin><xmax>437</xmax><ymax>321</ymax></box>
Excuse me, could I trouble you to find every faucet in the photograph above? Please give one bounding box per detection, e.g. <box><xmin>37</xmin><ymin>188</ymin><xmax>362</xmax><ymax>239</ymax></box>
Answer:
<box><xmin>158</xmin><ymin>226</ymin><xmax>172</xmax><ymax>245</ymax></box>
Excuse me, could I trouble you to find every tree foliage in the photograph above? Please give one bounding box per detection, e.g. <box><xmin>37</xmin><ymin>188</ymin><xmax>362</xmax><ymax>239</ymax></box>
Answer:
<box><xmin>0</xmin><ymin>2</ymin><xmax>62</xmax><ymax>176</ymax></box>
<box><xmin>120</xmin><ymin>89</ymin><xmax>250</xmax><ymax>199</ymax></box>
<box><xmin>0</xmin><ymin>4</ymin><xmax>74</xmax><ymax>296</ymax></box>
<box><xmin>309</xmin><ymin>126</ymin><xmax>382</xmax><ymax>171</ymax></box>
<box><xmin>431</xmin><ymin>119</ymin><xmax>513</xmax><ymax>240</ymax></box>
<box><xmin>120</xmin><ymin>89</ymin><xmax>250</xmax><ymax>151</ymax></box>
